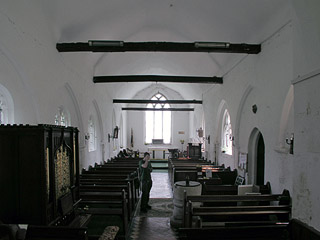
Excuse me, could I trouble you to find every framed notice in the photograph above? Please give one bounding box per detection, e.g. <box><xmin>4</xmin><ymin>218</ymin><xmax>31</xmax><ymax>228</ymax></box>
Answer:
<box><xmin>239</xmin><ymin>152</ymin><xmax>247</xmax><ymax>169</ymax></box>
<box><xmin>205</xmin><ymin>169</ymin><xmax>212</xmax><ymax>178</ymax></box>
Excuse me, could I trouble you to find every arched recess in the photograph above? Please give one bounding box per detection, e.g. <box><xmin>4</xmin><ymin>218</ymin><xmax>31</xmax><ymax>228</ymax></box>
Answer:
<box><xmin>247</xmin><ymin>128</ymin><xmax>265</xmax><ymax>185</ymax></box>
<box><xmin>111</xmin><ymin>109</ymin><xmax>118</xmax><ymax>152</ymax></box>
<box><xmin>214</xmin><ymin>100</ymin><xmax>235</xmax><ymax>167</ymax></box>
<box><xmin>234</xmin><ymin>85</ymin><xmax>253</xmax><ymax>150</ymax></box>
<box><xmin>192</xmin><ymin>105</ymin><xmax>204</xmax><ymax>143</ymax></box>
<box><xmin>275</xmin><ymin>86</ymin><xmax>294</xmax><ymax>153</ymax></box>
<box><xmin>64</xmin><ymin>83</ymin><xmax>84</xmax><ymax>134</ymax></box>
<box><xmin>120</xmin><ymin>113</ymin><xmax>124</xmax><ymax>148</ymax></box>
<box><xmin>0</xmin><ymin>83</ymin><xmax>14</xmax><ymax>124</ymax></box>
<box><xmin>215</xmin><ymin>100</ymin><xmax>227</xmax><ymax>143</ymax></box>
<box><xmin>93</xmin><ymin>99</ymin><xmax>105</xmax><ymax>143</ymax></box>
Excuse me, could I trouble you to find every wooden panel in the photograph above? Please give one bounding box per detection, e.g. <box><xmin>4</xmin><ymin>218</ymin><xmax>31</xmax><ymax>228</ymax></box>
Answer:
<box><xmin>0</xmin><ymin>125</ymin><xmax>80</xmax><ymax>225</ymax></box>
<box><xmin>0</xmin><ymin>132</ymin><xmax>18</xmax><ymax>222</ymax></box>
<box><xmin>19</xmin><ymin>133</ymin><xmax>43</xmax><ymax>224</ymax></box>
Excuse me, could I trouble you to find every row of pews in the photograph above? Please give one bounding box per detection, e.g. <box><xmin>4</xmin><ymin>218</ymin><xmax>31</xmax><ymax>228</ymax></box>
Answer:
<box><xmin>180</xmin><ymin>189</ymin><xmax>292</xmax><ymax>239</ymax></box>
<box><xmin>169</xmin><ymin>158</ymin><xmax>292</xmax><ymax>240</ymax></box>
<box><xmin>77</xmin><ymin>157</ymin><xmax>142</xmax><ymax>239</ymax></box>
<box><xmin>22</xmin><ymin>156</ymin><xmax>142</xmax><ymax>240</ymax></box>
<box><xmin>168</xmin><ymin>158</ymin><xmax>238</xmax><ymax>188</ymax></box>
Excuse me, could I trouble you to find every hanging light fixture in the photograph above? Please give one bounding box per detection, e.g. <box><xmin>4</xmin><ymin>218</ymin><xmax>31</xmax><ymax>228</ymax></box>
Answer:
<box><xmin>194</xmin><ymin>42</ymin><xmax>230</xmax><ymax>48</ymax></box>
<box><xmin>88</xmin><ymin>40</ymin><xmax>124</xmax><ymax>47</ymax></box>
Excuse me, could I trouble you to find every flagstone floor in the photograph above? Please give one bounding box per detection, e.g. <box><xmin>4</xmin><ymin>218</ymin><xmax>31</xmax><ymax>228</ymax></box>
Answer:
<box><xmin>128</xmin><ymin>171</ymin><xmax>179</xmax><ymax>240</ymax></box>
<box><xmin>150</xmin><ymin>171</ymin><xmax>173</xmax><ymax>198</ymax></box>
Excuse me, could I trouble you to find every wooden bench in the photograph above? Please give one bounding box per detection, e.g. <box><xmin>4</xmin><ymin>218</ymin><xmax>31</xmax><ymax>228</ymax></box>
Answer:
<box><xmin>180</xmin><ymin>190</ymin><xmax>291</xmax><ymax>240</ymax></box>
<box><xmin>179</xmin><ymin>224</ymin><xmax>290</xmax><ymax>240</ymax></box>
<box><xmin>80</xmin><ymin>176</ymin><xmax>138</xmax><ymax>205</ymax></box>
<box><xmin>171</xmin><ymin>167</ymin><xmax>237</xmax><ymax>188</ymax></box>
<box><xmin>25</xmin><ymin>225</ymin><xmax>88</xmax><ymax>240</ymax></box>
<box><xmin>201</xmin><ymin>184</ymin><xmax>238</xmax><ymax>195</ymax></box>
<box><xmin>79</xmin><ymin>183</ymin><xmax>134</xmax><ymax>220</ymax></box>
<box><xmin>169</xmin><ymin>162</ymin><xmax>215</xmax><ymax>187</ymax></box>
<box><xmin>183</xmin><ymin>190</ymin><xmax>291</xmax><ymax>228</ymax></box>
<box><xmin>201</xmin><ymin>182</ymin><xmax>271</xmax><ymax>196</ymax></box>
<box><xmin>78</xmin><ymin>190</ymin><xmax>129</xmax><ymax>238</ymax></box>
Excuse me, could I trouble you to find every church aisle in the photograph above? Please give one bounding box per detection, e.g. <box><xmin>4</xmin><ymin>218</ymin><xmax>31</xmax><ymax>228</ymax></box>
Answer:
<box><xmin>128</xmin><ymin>171</ymin><xmax>178</xmax><ymax>240</ymax></box>
<box><xmin>150</xmin><ymin>171</ymin><xmax>173</xmax><ymax>198</ymax></box>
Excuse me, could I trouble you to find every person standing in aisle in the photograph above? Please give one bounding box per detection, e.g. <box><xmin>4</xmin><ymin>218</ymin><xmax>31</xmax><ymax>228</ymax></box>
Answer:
<box><xmin>139</xmin><ymin>152</ymin><xmax>153</xmax><ymax>212</ymax></box>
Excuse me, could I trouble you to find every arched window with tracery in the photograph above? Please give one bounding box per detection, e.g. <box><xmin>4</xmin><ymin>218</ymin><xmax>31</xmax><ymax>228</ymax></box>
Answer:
<box><xmin>221</xmin><ymin>109</ymin><xmax>233</xmax><ymax>155</ymax></box>
<box><xmin>145</xmin><ymin>93</ymin><xmax>171</xmax><ymax>144</ymax></box>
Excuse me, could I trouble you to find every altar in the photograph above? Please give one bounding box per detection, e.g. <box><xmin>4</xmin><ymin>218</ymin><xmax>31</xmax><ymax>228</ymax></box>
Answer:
<box><xmin>148</xmin><ymin>147</ymin><xmax>168</xmax><ymax>159</ymax></box>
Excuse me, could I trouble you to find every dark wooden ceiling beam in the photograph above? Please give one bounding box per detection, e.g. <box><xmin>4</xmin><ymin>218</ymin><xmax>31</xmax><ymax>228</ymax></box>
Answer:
<box><xmin>113</xmin><ymin>99</ymin><xmax>202</xmax><ymax>104</ymax></box>
<box><xmin>56</xmin><ymin>41</ymin><xmax>261</xmax><ymax>54</ymax></box>
<box><xmin>122</xmin><ymin>108</ymin><xmax>194</xmax><ymax>111</ymax></box>
<box><xmin>94</xmin><ymin>75</ymin><xmax>222</xmax><ymax>84</ymax></box>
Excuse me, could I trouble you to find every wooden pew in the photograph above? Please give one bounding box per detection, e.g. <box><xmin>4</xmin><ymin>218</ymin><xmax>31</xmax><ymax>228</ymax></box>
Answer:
<box><xmin>201</xmin><ymin>182</ymin><xmax>271</xmax><ymax>196</ymax></box>
<box><xmin>25</xmin><ymin>226</ymin><xmax>88</xmax><ymax>240</ymax></box>
<box><xmin>171</xmin><ymin>166</ymin><xmax>236</xmax><ymax>188</ymax></box>
<box><xmin>86</xmin><ymin>167</ymin><xmax>138</xmax><ymax>175</ymax></box>
<box><xmin>79</xmin><ymin>178</ymin><xmax>139</xmax><ymax>206</ymax></box>
<box><xmin>78</xmin><ymin>190</ymin><xmax>129</xmax><ymax>238</ymax></box>
<box><xmin>201</xmin><ymin>183</ymin><xmax>238</xmax><ymax>195</ymax></box>
<box><xmin>179</xmin><ymin>224</ymin><xmax>290</xmax><ymax>240</ymax></box>
<box><xmin>183</xmin><ymin>190</ymin><xmax>291</xmax><ymax>228</ymax></box>
<box><xmin>180</xmin><ymin>190</ymin><xmax>291</xmax><ymax>240</ymax></box>
<box><xmin>79</xmin><ymin>183</ymin><xmax>134</xmax><ymax>220</ymax></box>
<box><xmin>79</xmin><ymin>160</ymin><xmax>142</xmax><ymax>239</ymax></box>
<box><xmin>169</xmin><ymin>160</ymin><xmax>214</xmax><ymax>187</ymax></box>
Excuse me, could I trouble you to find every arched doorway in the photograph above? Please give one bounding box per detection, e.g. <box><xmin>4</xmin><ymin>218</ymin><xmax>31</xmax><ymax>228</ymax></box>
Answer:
<box><xmin>247</xmin><ymin>128</ymin><xmax>265</xmax><ymax>185</ymax></box>
<box><xmin>256</xmin><ymin>134</ymin><xmax>265</xmax><ymax>185</ymax></box>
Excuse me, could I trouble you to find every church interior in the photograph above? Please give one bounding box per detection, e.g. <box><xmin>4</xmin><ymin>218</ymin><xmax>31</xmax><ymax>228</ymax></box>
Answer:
<box><xmin>1</xmin><ymin>0</ymin><xmax>320</xmax><ymax>239</ymax></box>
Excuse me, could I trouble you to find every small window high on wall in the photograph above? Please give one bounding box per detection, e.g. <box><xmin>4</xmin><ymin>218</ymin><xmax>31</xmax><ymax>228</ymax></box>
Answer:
<box><xmin>221</xmin><ymin>109</ymin><xmax>233</xmax><ymax>155</ymax></box>
<box><xmin>0</xmin><ymin>85</ymin><xmax>14</xmax><ymax>125</ymax></box>
<box><xmin>0</xmin><ymin>100</ymin><xmax>5</xmax><ymax>124</ymax></box>
<box><xmin>145</xmin><ymin>93</ymin><xmax>171</xmax><ymax>144</ymax></box>
<box><xmin>88</xmin><ymin>116</ymin><xmax>96</xmax><ymax>152</ymax></box>
<box><xmin>54</xmin><ymin>106</ymin><xmax>70</xmax><ymax>127</ymax></box>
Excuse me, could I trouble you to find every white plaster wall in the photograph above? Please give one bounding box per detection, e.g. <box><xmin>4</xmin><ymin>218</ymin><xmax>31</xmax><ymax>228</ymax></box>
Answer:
<box><xmin>203</xmin><ymin>23</ymin><xmax>294</xmax><ymax>193</ymax></box>
<box><xmin>290</xmin><ymin>0</ymin><xmax>320</xmax><ymax>230</ymax></box>
<box><xmin>0</xmin><ymin>1</ymin><xmax>114</xmax><ymax>169</ymax></box>
<box><xmin>293</xmin><ymin>72</ymin><xmax>320</xmax><ymax>229</ymax></box>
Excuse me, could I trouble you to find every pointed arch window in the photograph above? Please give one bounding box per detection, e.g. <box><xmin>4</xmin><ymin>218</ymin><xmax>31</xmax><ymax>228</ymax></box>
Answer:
<box><xmin>0</xmin><ymin>99</ymin><xmax>5</xmax><ymax>124</ymax></box>
<box><xmin>54</xmin><ymin>106</ymin><xmax>70</xmax><ymax>127</ymax></box>
<box><xmin>88</xmin><ymin>116</ymin><xmax>96</xmax><ymax>152</ymax></box>
<box><xmin>221</xmin><ymin>110</ymin><xmax>233</xmax><ymax>155</ymax></box>
<box><xmin>0</xmin><ymin>84</ymin><xmax>14</xmax><ymax>125</ymax></box>
<box><xmin>145</xmin><ymin>93</ymin><xmax>171</xmax><ymax>144</ymax></box>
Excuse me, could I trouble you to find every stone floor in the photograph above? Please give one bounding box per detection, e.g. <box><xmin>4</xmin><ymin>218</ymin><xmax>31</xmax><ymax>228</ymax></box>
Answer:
<box><xmin>150</xmin><ymin>171</ymin><xmax>173</xmax><ymax>199</ymax></box>
<box><xmin>128</xmin><ymin>171</ymin><xmax>179</xmax><ymax>240</ymax></box>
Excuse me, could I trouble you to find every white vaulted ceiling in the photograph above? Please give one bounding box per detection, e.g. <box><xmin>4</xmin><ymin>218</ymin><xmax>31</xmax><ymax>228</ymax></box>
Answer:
<box><xmin>42</xmin><ymin>0</ymin><xmax>291</xmax><ymax>99</ymax></box>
